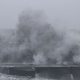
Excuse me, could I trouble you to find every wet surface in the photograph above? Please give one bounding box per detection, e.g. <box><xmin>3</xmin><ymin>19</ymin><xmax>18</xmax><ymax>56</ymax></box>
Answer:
<box><xmin>0</xmin><ymin>66</ymin><xmax>80</xmax><ymax>80</ymax></box>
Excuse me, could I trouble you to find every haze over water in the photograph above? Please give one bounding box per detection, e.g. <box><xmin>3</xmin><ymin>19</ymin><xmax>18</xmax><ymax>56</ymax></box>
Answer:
<box><xmin>0</xmin><ymin>0</ymin><xmax>80</xmax><ymax>31</ymax></box>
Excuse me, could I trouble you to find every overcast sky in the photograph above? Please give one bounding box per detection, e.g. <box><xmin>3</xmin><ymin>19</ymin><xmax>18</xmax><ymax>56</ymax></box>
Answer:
<box><xmin>0</xmin><ymin>0</ymin><xmax>80</xmax><ymax>31</ymax></box>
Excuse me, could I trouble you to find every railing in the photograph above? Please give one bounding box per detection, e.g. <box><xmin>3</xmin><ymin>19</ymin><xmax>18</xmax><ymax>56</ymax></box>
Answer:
<box><xmin>0</xmin><ymin>63</ymin><xmax>80</xmax><ymax>79</ymax></box>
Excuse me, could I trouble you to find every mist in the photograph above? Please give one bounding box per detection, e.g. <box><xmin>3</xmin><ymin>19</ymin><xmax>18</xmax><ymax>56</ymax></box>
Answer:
<box><xmin>0</xmin><ymin>0</ymin><xmax>80</xmax><ymax>30</ymax></box>
<box><xmin>0</xmin><ymin>0</ymin><xmax>80</xmax><ymax>65</ymax></box>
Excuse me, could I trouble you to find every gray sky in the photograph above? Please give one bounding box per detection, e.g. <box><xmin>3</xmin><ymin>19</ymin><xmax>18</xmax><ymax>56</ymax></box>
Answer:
<box><xmin>0</xmin><ymin>0</ymin><xmax>80</xmax><ymax>31</ymax></box>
